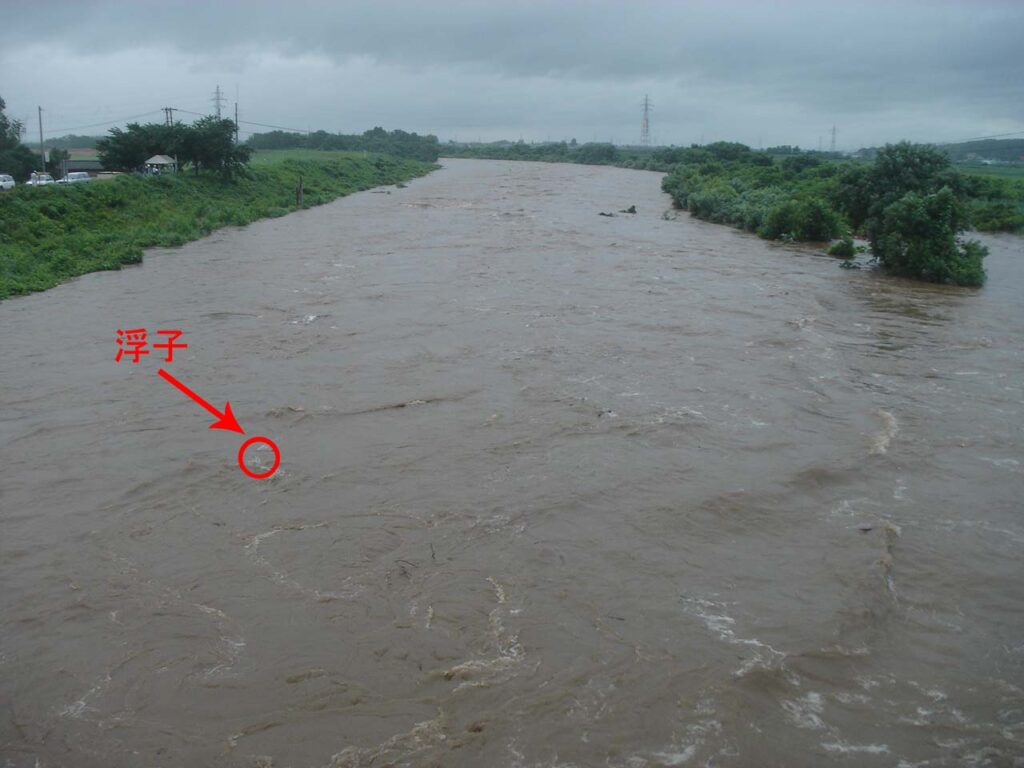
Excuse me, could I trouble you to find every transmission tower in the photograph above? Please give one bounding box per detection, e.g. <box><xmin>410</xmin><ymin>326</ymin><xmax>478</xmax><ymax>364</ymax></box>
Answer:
<box><xmin>830</xmin><ymin>125</ymin><xmax>837</xmax><ymax>153</ymax></box>
<box><xmin>212</xmin><ymin>85</ymin><xmax>226</xmax><ymax>118</ymax></box>
<box><xmin>640</xmin><ymin>94</ymin><xmax>653</xmax><ymax>147</ymax></box>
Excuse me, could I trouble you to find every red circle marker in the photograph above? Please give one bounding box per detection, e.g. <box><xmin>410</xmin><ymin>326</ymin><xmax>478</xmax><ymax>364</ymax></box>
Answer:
<box><xmin>238</xmin><ymin>436</ymin><xmax>281</xmax><ymax>479</ymax></box>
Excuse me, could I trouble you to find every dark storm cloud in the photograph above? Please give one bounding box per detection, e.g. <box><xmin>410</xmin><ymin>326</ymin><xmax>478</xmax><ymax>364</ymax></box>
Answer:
<box><xmin>3</xmin><ymin>0</ymin><xmax>1022</xmax><ymax>147</ymax></box>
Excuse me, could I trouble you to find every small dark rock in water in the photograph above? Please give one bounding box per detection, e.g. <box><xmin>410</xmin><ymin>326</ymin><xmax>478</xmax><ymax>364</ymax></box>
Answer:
<box><xmin>857</xmin><ymin>524</ymin><xmax>874</xmax><ymax>533</ymax></box>
<box><xmin>599</xmin><ymin>212</ymin><xmax>616</xmax><ymax>217</ymax></box>
<box><xmin>620</xmin><ymin>205</ymin><xmax>637</xmax><ymax>214</ymax></box>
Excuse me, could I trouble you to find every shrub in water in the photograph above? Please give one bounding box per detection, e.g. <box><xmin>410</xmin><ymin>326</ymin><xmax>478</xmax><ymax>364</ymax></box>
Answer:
<box><xmin>877</xmin><ymin>187</ymin><xmax>987</xmax><ymax>286</ymax></box>
<box><xmin>827</xmin><ymin>236</ymin><xmax>856</xmax><ymax>258</ymax></box>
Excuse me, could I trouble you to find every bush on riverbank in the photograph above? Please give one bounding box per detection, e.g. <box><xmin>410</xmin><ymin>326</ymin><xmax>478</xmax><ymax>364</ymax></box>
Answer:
<box><xmin>877</xmin><ymin>187</ymin><xmax>987</xmax><ymax>285</ymax></box>
<box><xmin>660</xmin><ymin>141</ymin><xmax>992</xmax><ymax>286</ymax></box>
<box><xmin>0</xmin><ymin>154</ymin><xmax>434</xmax><ymax>299</ymax></box>
<box><xmin>661</xmin><ymin>142</ymin><xmax>844</xmax><ymax>242</ymax></box>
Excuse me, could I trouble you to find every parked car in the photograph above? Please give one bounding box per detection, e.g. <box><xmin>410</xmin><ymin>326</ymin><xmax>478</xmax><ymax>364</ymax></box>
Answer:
<box><xmin>0</xmin><ymin>174</ymin><xmax>14</xmax><ymax>190</ymax></box>
<box><xmin>57</xmin><ymin>171</ymin><xmax>93</xmax><ymax>184</ymax></box>
<box><xmin>25</xmin><ymin>172</ymin><xmax>55</xmax><ymax>186</ymax></box>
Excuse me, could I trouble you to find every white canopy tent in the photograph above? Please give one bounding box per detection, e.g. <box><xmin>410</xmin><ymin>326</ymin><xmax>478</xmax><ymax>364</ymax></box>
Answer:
<box><xmin>144</xmin><ymin>155</ymin><xmax>177</xmax><ymax>174</ymax></box>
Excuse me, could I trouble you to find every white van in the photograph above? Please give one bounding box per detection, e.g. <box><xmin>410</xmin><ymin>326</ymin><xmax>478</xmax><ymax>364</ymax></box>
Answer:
<box><xmin>0</xmin><ymin>174</ymin><xmax>14</xmax><ymax>190</ymax></box>
<box><xmin>58</xmin><ymin>172</ymin><xmax>92</xmax><ymax>184</ymax></box>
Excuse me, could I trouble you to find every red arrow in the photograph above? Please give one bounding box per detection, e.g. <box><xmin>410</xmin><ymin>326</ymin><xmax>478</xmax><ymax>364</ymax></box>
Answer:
<box><xmin>158</xmin><ymin>368</ymin><xmax>245</xmax><ymax>435</ymax></box>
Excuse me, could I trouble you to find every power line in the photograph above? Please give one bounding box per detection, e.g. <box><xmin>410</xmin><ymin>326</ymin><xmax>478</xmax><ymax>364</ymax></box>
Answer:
<box><xmin>236</xmin><ymin>118</ymin><xmax>311</xmax><ymax>134</ymax></box>
<box><xmin>944</xmin><ymin>129</ymin><xmax>1024</xmax><ymax>144</ymax></box>
<box><xmin>43</xmin><ymin>109</ymin><xmax>164</xmax><ymax>136</ymax></box>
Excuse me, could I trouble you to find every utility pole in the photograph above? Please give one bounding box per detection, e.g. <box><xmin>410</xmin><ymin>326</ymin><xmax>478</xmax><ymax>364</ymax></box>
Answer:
<box><xmin>212</xmin><ymin>84</ymin><xmax>226</xmax><ymax>118</ymax></box>
<box><xmin>37</xmin><ymin>106</ymin><xmax>45</xmax><ymax>171</ymax></box>
<box><xmin>163</xmin><ymin>107</ymin><xmax>176</xmax><ymax>126</ymax></box>
<box><xmin>640</xmin><ymin>94</ymin><xmax>652</xmax><ymax>147</ymax></box>
<box><xmin>830</xmin><ymin>125</ymin><xmax>837</xmax><ymax>153</ymax></box>
<box><xmin>234</xmin><ymin>101</ymin><xmax>239</xmax><ymax>143</ymax></box>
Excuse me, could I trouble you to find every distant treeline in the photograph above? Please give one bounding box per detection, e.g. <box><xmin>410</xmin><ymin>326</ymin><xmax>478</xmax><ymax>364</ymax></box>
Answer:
<box><xmin>46</xmin><ymin>134</ymin><xmax>101</xmax><ymax>150</ymax></box>
<box><xmin>441</xmin><ymin>140</ymin><xmax>848</xmax><ymax>172</ymax></box>
<box><xmin>940</xmin><ymin>139</ymin><xmax>1024</xmax><ymax>163</ymax></box>
<box><xmin>444</xmin><ymin>140</ymin><xmax>629</xmax><ymax>166</ymax></box>
<box><xmin>247</xmin><ymin>127</ymin><xmax>440</xmax><ymax>162</ymax></box>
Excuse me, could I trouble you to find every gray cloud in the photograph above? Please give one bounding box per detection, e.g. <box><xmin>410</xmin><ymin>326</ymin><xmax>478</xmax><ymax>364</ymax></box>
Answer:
<box><xmin>2</xmin><ymin>0</ymin><xmax>1022</xmax><ymax>148</ymax></box>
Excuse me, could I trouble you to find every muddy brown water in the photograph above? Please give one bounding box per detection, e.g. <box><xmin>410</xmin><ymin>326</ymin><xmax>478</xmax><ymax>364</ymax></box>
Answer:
<box><xmin>1</xmin><ymin>159</ymin><xmax>1022</xmax><ymax>767</ymax></box>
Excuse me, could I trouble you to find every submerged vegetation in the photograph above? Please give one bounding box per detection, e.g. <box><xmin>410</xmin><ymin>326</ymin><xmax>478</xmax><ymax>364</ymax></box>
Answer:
<box><xmin>662</xmin><ymin>142</ymin><xmax>995</xmax><ymax>285</ymax></box>
<box><xmin>446</xmin><ymin>138</ymin><xmax>1023</xmax><ymax>287</ymax></box>
<box><xmin>0</xmin><ymin>153</ymin><xmax>434</xmax><ymax>299</ymax></box>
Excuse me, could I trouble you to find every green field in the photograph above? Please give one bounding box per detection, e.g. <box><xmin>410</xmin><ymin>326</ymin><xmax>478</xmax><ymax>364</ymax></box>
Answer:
<box><xmin>0</xmin><ymin>154</ymin><xmax>436</xmax><ymax>299</ymax></box>
<box><xmin>958</xmin><ymin>163</ymin><xmax>1024</xmax><ymax>180</ymax></box>
<box><xmin>250</xmin><ymin>148</ymin><xmax>379</xmax><ymax>165</ymax></box>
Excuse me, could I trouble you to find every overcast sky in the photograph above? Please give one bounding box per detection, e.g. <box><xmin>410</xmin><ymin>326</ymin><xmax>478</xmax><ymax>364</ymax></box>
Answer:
<box><xmin>3</xmin><ymin>0</ymin><xmax>1022</xmax><ymax>150</ymax></box>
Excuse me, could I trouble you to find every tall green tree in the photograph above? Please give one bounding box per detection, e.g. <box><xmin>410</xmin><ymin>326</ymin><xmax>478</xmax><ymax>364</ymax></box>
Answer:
<box><xmin>0</xmin><ymin>96</ymin><xmax>39</xmax><ymax>180</ymax></box>
<box><xmin>178</xmin><ymin>116</ymin><xmax>250</xmax><ymax>176</ymax></box>
<box><xmin>97</xmin><ymin>122</ymin><xmax>184</xmax><ymax>171</ymax></box>
<box><xmin>878</xmin><ymin>187</ymin><xmax>986</xmax><ymax>286</ymax></box>
<box><xmin>97</xmin><ymin>117</ymin><xmax>250</xmax><ymax>176</ymax></box>
<box><xmin>844</xmin><ymin>143</ymin><xmax>987</xmax><ymax>285</ymax></box>
<box><xmin>853</xmin><ymin>142</ymin><xmax>964</xmax><ymax>251</ymax></box>
<box><xmin>46</xmin><ymin>147</ymin><xmax>69</xmax><ymax>176</ymax></box>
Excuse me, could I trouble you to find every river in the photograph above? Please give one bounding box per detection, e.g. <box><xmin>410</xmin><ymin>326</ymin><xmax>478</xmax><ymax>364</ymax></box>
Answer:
<box><xmin>2</xmin><ymin>159</ymin><xmax>1022</xmax><ymax>767</ymax></box>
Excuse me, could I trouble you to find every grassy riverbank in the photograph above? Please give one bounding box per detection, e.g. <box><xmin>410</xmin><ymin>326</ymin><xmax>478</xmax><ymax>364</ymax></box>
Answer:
<box><xmin>0</xmin><ymin>152</ymin><xmax>435</xmax><ymax>299</ymax></box>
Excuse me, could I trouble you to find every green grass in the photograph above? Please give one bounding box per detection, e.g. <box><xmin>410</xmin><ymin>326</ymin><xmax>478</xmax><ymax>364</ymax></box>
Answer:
<box><xmin>250</xmin><ymin>148</ymin><xmax>379</xmax><ymax>165</ymax></box>
<box><xmin>958</xmin><ymin>163</ymin><xmax>1024</xmax><ymax>180</ymax></box>
<box><xmin>0</xmin><ymin>154</ymin><xmax>435</xmax><ymax>299</ymax></box>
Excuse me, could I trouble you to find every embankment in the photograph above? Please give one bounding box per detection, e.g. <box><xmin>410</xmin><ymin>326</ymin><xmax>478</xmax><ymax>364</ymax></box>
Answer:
<box><xmin>0</xmin><ymin>154</ymin><xmax>435</xmax><ymax>299</ymax></box>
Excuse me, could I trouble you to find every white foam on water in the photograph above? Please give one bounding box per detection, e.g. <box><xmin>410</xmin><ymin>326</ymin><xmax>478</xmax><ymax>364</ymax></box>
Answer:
<box><xmin>781</xmin><ymin>692</ymin><xmax>826</xmax><ymax>730</ymax></box>
<box><xmin>442</xmin><ymin>577</ymin><xmax>526</xmax><ymax>691</ymax></box>
<box><xmin>326</xmin><ymin>711</ymin><xmax>447</xmax><ymax>768</ymax></box>
<box><xmin>244</xmin><ymin>523</ymin><xmax>363</xmax><ymax>602</ymax></box>
<box><xmin>59</xmin><ymin>674</ymin><xmax>111</xmax><ymax>719</ymax></box>
<box><xmin>680</xmin><ymin>596</ymin><xmax>786</xmax><ymax>675</ymax></box>
<box><xmin>834</xmin><ymin>692</ymin><xmax>872</xmax><ymax>705</ymax></box>
<box><xmin>643</xmin><ymin>708</ymin><xmax>723</xmax><ymax>767</ymax></box>
<box><xmin>822</xmin><ymin>740</ymin><xmax>890</xmax><ymax>754</ymax></box>
<box><xmin>651</xmin><ymin>746</ymin><xmax>696</xmax><ymax>765</ymax></box>
<box><xmin>870</xmin><ymin>409</ymin><xmax>899</xmax><ymax>455</ymax></box>
<box><xmin>979</xmin><ymin>456</ymin><xmax>1021</xmax><ymax>470</ymax></box>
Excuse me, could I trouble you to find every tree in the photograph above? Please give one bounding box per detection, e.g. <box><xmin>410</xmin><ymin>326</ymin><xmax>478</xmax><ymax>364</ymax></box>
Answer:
<box><xmin>97</xmin><ymin>122</ymin><xmax>184</xmax><ymax>172</ymax></box>
<box><xmin>178</xmin><ymin>116</ymin><xmax>251</xmax><ymax>176</ymax></box>
<box><xmin>46</xmin><ymin>147</ymin><xmax>69</xmax><ymax>176</ymax></box>
<box><xmin>0</xmin><ymin>95</ymin><xmax>39</xmax><ymax>180</ymax></box>
<box><xmin>840</xmin><ymin>142</ymin><xmax>986</xmax><ymax>286</ymax></box>
<box><xmin>575</xmin><ymin>143</ymin><xmax>619</xmax><ymax>164</ymax></box>
<box><xmin>856</xmin><ymin>142</ymin><xmax>962</xmax><ymax>252</ymax></box>
<box><xmin>877</xmin><ymin>187</ymin><xmax>986</xmax><ymax>286</ymax></box>
<box><xmin>97</xmin><ymin>117</ymin><xmax>250</xmax><ymax>176</ymax></box>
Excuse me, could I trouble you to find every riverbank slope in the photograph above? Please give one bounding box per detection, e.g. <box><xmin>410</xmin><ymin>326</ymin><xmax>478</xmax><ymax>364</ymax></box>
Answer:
<box><xmin>0</xmin><ymin>152</ymin><xmax>436</xmax><ymax>299</ymax></box>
